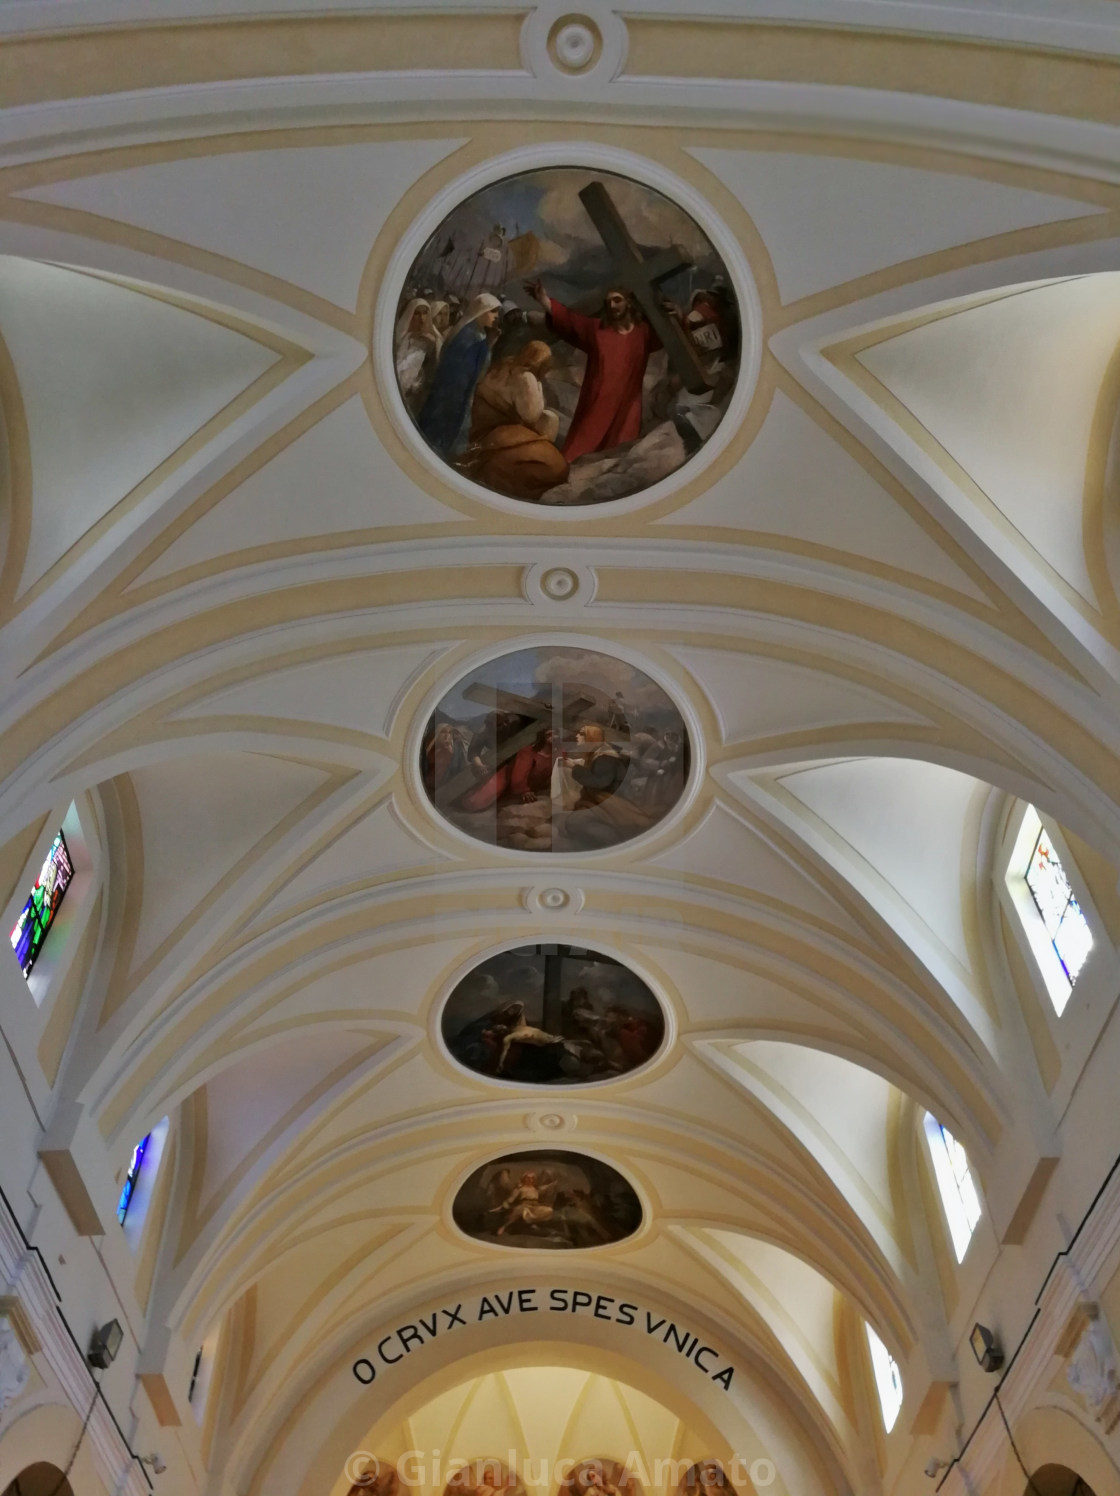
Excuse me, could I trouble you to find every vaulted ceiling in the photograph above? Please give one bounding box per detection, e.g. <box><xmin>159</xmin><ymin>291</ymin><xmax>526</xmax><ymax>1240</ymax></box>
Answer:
<box><xmin>2</xmin><ymin>6</ymin><xmax>1120</xmax><ymax>1496</ymax></box>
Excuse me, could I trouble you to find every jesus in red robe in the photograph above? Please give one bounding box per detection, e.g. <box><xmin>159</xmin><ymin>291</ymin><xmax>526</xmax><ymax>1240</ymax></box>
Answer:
<box><xmin>525</xmin><ymin>281</ymin><xmax>661</xmax><ymax>462</ymax></box>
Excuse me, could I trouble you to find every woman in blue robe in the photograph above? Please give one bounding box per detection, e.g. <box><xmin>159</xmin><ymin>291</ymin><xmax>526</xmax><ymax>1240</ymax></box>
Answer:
<box><xmin>416</xmin><ymin>293</ymin><xmax>503</xmax><ymax>459</ymax></box>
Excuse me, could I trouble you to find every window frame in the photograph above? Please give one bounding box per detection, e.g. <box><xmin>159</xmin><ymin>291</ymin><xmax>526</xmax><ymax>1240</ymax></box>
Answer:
<box><xmin>1003</xmin><ymin>806</ymin><xmax>1092</xmax><ymax>1014</ymax></box>
<box><xmin>996</xmin><ymin>804</ymin><xmax>1111</xmax><ymax>1012</ymax></box>
<box><xmin>118</xmin><ymin>1115</ymin><xmax>170</xmax><ymax>1252</ymax></box>
<box><xmin>187</xmin><ymin>1326</ymin><xmax>221</xmax><ymax>1426</ymax></box>
<box><xmin>923</xmin><ymin>1113</ymin><xmax>982</xmax><ymax>1263</ymax></box>
<box><xmin>2</xmin><ymin>800</ymin><xmax>97</xmax><ymax>1013</ymax></box>
<box><xmin>9</xmin><ymin>828</ymin><xmax>75</xmax><ymax>979</ymax></box>
<box><xmin>994</xmin><ymin>800</ymin><xmax>1119</xmax><ymax>1114</ymax></box>
<box><xmin>865</xmin><ymin>1322</ymin><xmax>904</xmax><ymax>1433</ymax></box>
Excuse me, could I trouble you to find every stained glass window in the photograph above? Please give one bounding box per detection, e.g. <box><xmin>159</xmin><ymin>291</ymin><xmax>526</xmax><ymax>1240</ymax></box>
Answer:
<box><xmin>9</xmin><ymin>830</ymin><xmax>74</xmax><ymax>977</ymax></box>
<box><xmin>116</xmin><ymin>1134</ymin><xmax>150</xmax><ymax>1225</ymax></box>
<box><xmin>866</xmin><ymin>1324</ymin><xmax>903</xmax><ymax>1432</ymax></box>
<box><xmin>924</xmin><ymin>1114</ymin><xmax>982</xmax><ymax>1262</ymax></box>
<box><xmin>188</xmin><ymin>1347</ymin><xmax>203</xmax><ymax>1403</ymax></box>
<box><xmin>1024</xmin><ymin>825</ymin><xmax>1092</xmax><ymax>991</ymax></box>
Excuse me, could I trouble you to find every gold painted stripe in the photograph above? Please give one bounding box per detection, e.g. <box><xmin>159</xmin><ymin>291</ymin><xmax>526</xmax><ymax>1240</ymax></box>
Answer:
<box><xmin>0</xmin><ymin>13</ymin><xmax>527</xmax><ymax>106</ymax></box>
<box><xmin>625</xmin><ymin>20</ymin><xmax>1120</xmax><ymax>127</ymax></box>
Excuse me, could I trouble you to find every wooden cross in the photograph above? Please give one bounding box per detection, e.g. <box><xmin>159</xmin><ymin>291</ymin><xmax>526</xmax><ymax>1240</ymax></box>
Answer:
<box><xmin>578</xmin><ymin>180</ymin><xmax>712</xmax><ymax>394</ymax></box>
<box><xmin>433</xmin><ymin>683</ymin><xmax>595</xmax><ymax>804</ymax></box>
<box><xmin>537</xmin><ymin>944</ymin><xmax>565</xmax><ymax>1036</ymax></box>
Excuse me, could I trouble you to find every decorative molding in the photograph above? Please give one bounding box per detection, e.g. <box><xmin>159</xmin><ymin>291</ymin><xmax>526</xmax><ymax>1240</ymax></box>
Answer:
<box><xmin>0</xmin><ymin>1294</ymin><xmax>41</xmax><ymax>1357</ymax></box>
<box><xmin>525</xmin><ymin>1111</ymin><xmax>576</xmax><ymax>1133</ymax></box>
<box><xmin>0</xmin><ymin>1314</ymin><xmax>32</xmax><ymax>1413</ymax></box>
<box><xmin>2</xmin><ymin>0</ymin><xmax>1120</xmax><ymax>57</ymax></box>
<box><xmin>1062</xmin><ymin>1303</ymin><xmax>1120</xmax><ymax>1434</ymax></box>
<box><xmin>551</xmin><ymin>20</ymin><xmax>599</xmax><ymax>73</ymax></box>
<box><xmin>521</xmin><ymin>562</ymin><xmax>597</xmax><ymax>610</ymax></box>
<box><xmin>941</xmin><ymin>1163</ymin><xmax>1120</xmax><ymax>1495</ymax></box>
<box><xmin>522</xmin><ymin>884</ymin><xmax>585</xmax><ymax>914</ymax></box>
<box><xmin>521</xmin><ymin>4</ymin><xmax>628</xmax><ymax>86</ymax></box>
<box><xmin>0</xmin><ymin>1194</ymin><xmax>149</xmax><ymax>1496</ymax></box>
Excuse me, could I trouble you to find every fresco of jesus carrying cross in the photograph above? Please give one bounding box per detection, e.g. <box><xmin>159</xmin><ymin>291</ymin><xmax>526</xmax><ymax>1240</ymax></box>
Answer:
<box><xmin>524</xmin><ymin>181</ymin><xmax>713</xmax><ymax>464</ymax></box>
<box><xmin>395</xmin><ymin>164</ymin><xmax>740</xmax><ymax>507</ymax></box>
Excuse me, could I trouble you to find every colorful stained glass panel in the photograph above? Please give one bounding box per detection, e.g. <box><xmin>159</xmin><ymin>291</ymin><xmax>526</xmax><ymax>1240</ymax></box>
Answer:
<box><xmin>9</xmin><ymin>830</ymin><xmax>74</xmax><ymax>977</ymax></box>
<box><xmin>116</xmin><ymin>1133</ymin><xmax>150</xmax><ymax>1225</ymax></box>
<box><xmin>1024</xmin><ymin>827</ymin><xmax>1092</xmax><ymax>988</ymax></box>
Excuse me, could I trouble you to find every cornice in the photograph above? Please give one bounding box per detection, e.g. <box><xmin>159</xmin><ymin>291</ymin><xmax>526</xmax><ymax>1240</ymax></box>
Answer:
<box><xmin>1</xmin><ymin>65</ymin><xmax>1120</xmax><ymax>184</ymax></box>
<box><xmin>940</xmin><ymin>1162</ymin><xmax>1120</xmax><ymax>1494</ymax></box>
<box><xmin>3</xmin><ymin>0</ymin><xmax>1120</xmax><ymax>55</ymax></box>
<box><xmin>0</xmin><ymin>1192</ymin><xmax>150</xmax><ymax>1496</ymax></box>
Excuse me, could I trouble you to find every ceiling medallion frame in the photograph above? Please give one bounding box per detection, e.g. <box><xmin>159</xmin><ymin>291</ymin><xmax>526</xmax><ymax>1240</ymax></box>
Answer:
<box><xmin>406</xmin><ymin>632</ymin><xmax>706</xmax><ymax>863</ymax></box>
<box><xmin>520</xmin><ymin>4</ymin><xmax>628</xmax><ymax>85</ymax></box>
<box><xmin>374</xmin><ymin>141</ymin><xmax>762</xmax><ymax>520</ymax></box>
<box><xmin>443</xmin><ymin>1144</ymin><xmax>652</xmax><ymax>1254</ymax></box>
<box><xmin>429</xmin><ymin>934</ymin><xmax>678</xmax><ymax>1091</ymax></box>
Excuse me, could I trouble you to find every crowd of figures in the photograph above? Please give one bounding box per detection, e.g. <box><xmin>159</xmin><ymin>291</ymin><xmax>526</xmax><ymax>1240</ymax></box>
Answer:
<box><xmin>346</xmin><ymin>1457</ymin><xmax>739</xmax><ymax>1496</ymax></box>
<box><xmin>421</xmin><ymin>691</ymin><xmax>687</xmax><ymax>853</ymax></box>
<box><xmin>393</xmin><ymin>211</ymin><xmax>740</xmax><ymax>508</ymax></box>
<box><xmin>453</xmin><ymin>1151</ymin><xmax>643</xmax><ymax>1250</ymax></box>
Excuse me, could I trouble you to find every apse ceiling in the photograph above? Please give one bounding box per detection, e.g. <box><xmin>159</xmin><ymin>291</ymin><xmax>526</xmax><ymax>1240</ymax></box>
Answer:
<box><xmin>1</xmin><ymin>7</ymin><xmax>1120</xmax><ymax>1496</ymax></box>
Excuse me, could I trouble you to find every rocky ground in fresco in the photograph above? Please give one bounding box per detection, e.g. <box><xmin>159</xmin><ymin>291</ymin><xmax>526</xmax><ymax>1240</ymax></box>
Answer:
<box><xmin>537</xmin><ymin>421</ymin><xmax>692</xmax><ymax>505</ymax></box>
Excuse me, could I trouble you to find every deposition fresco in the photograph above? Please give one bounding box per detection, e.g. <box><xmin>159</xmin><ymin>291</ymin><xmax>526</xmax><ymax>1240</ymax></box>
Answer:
<box><xmin>442</xmin><ymin>944</ymin><xmax>665</xmax><ymax>1085</ymax></box>
<box><xmin>445</xmin><ymin>1464</ymin><xmax>527</xmax><ymax>1496</ymax></box>
<box><xmin>393</xmin><ymin>167</ymin><xmax>741</xmax><ymax>506</ymax></box>
<box><xmin>421</xmin><ymin>646</ymin><xmax>690</xmax><ymax>853</ymax></box>
<box><xmin>562</xmin><ymin>1461</ymin><xmax>643</xmax><ymax>1496</ymax></box>
<box><xmin>452</xmin><ymin>1151</ymin><xmax>643</xmax><ymax>1249</ymax></box>
<box><xmin>346</xmin><ymin>1464</ymin><xmax>407</xmax><ymax>1496</ymax></box>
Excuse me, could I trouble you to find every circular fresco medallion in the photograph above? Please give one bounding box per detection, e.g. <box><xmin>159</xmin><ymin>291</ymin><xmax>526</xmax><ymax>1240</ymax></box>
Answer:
<box><xmin>442</xmin><ymin>944</ymin><xmax>664</xmax><ymax>1085</ymax></box>
<box><xmin>453</xmin><ymin>1150</ymin><xmax>642</xmax><ymax>1249</ymax></box>
<box><xmin>393</xmin><ymin>166</ymin><xmax>741</xmax><ymax>507</ymax></box>
<box><xmin>420</xmin><ymin>646</ymin><xmax>690</xmax><ymax>853</ymax></box>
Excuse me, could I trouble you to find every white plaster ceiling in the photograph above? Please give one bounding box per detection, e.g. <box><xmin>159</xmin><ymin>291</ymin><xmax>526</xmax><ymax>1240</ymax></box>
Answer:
<box><xmin>689</xmin><ymin>148</ymin><xmax>1101</xmax><ymax>303</ymax></box>
<box><xmin>857</xmin><ymin>274</ymin><xmax>1120</xmax><ymax>607</ymax></box>
<box><xmin>774</xmin><ymin>757</ymin><xmax>982</xmax><ymax>971</ymax></box>
<box><xmin>175</xmin><ymin>642</ymin><xmax>453</xmax><ymax>740</ymax></box>
<box><xmin>0</xmin><ymin>42</ymin><xmax>1118</xmax><ymax>1496</ymax></box>
<box><xmin>661</xmin><ymin>388</ymin><xmax>991</xmax><ymax>601</ymax></box>
<box><xmin>136</xmin><ymin>395</ymin><xmax>462</xmax><ymax>583</ymax></box>
<box><xmin>665</xmin><ymin>646</ymin><xmax>930</xmax><ymax>743</ymax></box>
<box><xmin>0</xmin><ymin>258</ymin><xmax>277</xmax><ymax>593</ymax></box>
<box><xmin>19</xmin><ymin>140</ymin><xmax>469</xmax><ymax>311</ymax></box>
<box><xmin>126</xmin><ymin>750</ymin><xmax>330</xmax><ymax>971</ymax></box>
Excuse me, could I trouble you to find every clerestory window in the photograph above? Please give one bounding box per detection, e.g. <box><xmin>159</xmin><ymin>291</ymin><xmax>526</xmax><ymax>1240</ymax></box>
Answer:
<box><xmin>1006</xmin><ymin>807</ymin><xmax>1092</xmax><ymax>1015</ymax></box>
<box><xmin>866</xmin><ymin>1324</ymin><xmax>903</xmax><ymax>1432</ymax></box>
<box><xmin>924</xmin><ymin>1114</ymin><xmax>982</xmax><ymax>1262</ymax></box>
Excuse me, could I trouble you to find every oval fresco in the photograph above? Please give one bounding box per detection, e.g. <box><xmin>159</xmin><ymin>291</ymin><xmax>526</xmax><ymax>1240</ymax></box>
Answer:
<box><xmin>445</xmin><ymin>1463</ymin><xmax>527</xmax><ymax>1496</ymax></box>
<box><xmin>421</xmin><ymin>646</ymin><xmax>690</xmax><ymax>853</ymax></box>
<box><xmin>678</xmin><ymin>1465</ymin><xmax>736</xmax><ymax>1496</ymax></box>
<box><xmin>442</xmin><ymin>944</ymin><xmax>665</xmax><ymax>1085</ymax></box>
<box><xmin>563</xmin><ymin>1461</ymin><xmax>644</xmax><ymax>1496</ymax></box>
<box><xmin>393</xmin><ymin>166</ymin><xmax>741</xmax><ymax>506</ymax></box>
<box><xmin>452</xmin><ymin>1150</ymin><xmax>642</xmax><ymax>1249</ymax></box>
<box><xmin>445</xmin><ymin>1464</ymin><xmax>527</xmax><ymax>1496</ymax></box>
<box><xmin>346</xmin><ymin>1463</ymin><xmax>407</xmax><ymax>1496</ymax></box>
